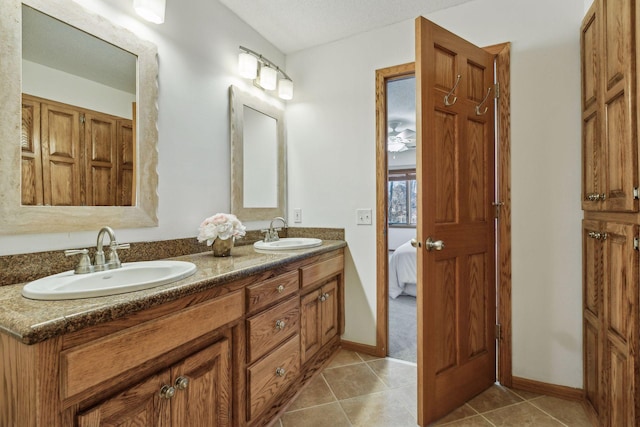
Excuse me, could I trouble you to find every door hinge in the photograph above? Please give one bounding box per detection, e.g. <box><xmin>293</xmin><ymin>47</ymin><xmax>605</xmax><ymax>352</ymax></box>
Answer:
<box><xmin>495</xmin><ymin>324</ymin><xmax>502</xmax><ymax>341</ymax></box>
<box><xmin>634</xmin><ymin>237</ymin><xmax>639</xmax><ymax>251</ymax></box>
<box><xmin>634</xmin><ymin>187</ymin><xmax>639</xmax><ymax>200</ymax></box>
<box><xmin>494</xmin><ymin>82</ymin><xmax>500</xmax><ymax>99</ymax></box>
<box><xmin>80</xmin><ymin>114</ymin><xmax>85</xmax><ymax>124</ymax></box>
<box><xmin>492</xmin><ymin>201</ymin><xmax>504</xmax><ymax>219</ymax></box>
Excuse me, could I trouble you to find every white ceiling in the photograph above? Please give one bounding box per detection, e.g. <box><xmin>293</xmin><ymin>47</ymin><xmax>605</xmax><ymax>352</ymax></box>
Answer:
<box><xmin>218</xmin><ymin>0</ymin><xmax>477</xmax><ymax>54</ymax></box>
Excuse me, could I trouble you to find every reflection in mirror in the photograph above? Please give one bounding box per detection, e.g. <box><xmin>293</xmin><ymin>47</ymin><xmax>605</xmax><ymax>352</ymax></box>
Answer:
<box><xmin>0</xmin><ymin>0</ymin><xmax>159</xmax><ymax>234</ymax></box>
<box><xmin>21</xmin><ymin>5</ymin><xmax>137</xmax><ymax>207</ymax></box>
<box><xmin>230</xmin><ymin>86</ymin><xmax>286</xmax><ymax>221</ymax></box>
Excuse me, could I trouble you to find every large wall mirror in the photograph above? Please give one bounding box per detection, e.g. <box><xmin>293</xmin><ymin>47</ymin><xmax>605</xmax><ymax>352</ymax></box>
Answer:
<box><xmin>0</xmin><ymin>0</ymin><xmax>159</xmax><ymax>234</ymax></box>
<box><xmin>229</xmin><ymin>86</ymin><xmax>286</xmax><ymax>221</ymax></box>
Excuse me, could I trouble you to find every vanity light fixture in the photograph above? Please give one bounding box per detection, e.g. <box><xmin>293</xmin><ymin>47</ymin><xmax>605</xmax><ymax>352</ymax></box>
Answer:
<box><xmin>238</xmin><ymin>46</ymin><xmax>294</xmax><ymax>100</ymax></box>
<box><xmin>133</xmin><ymin>0</ymin><xmax>166</xmax><ymax>24</ymax></box>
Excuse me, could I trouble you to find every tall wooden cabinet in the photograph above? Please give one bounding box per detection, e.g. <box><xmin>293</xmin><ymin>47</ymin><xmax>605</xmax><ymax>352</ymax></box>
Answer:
<box><xmin>20</xmin><ymin>94</ymin><xmax>134</xmax><ymax>207</ymax></box>
<box><xmin>581</xmin><ymin>0</ymin><xmax>640</xmax><ymax>425</ymax></box>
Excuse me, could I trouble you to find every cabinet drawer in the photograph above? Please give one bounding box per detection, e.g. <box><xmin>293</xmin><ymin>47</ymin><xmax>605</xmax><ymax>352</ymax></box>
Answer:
<box><xmin>246</xmin><ymin>270</ymin><xmax>299</xmax><ymax>313</ymax></box>
<box><xmin>248</xmin><ymin>334</ymin><xmax>300</xmax><ymax>421</ymax></box>
<box><xmin>300</xmin><ymin>254</ymin><xmax>343</xmax><ymax>289</ymax></box>
<box><xmin>60</xmin><ymin>290</ymin><xmax>243</xmax><ymax>400</ymax></box>
<box><xmin>247</xmin><ymin>296</ymin><xmax>299</xmax><ymax>363</ymax></box>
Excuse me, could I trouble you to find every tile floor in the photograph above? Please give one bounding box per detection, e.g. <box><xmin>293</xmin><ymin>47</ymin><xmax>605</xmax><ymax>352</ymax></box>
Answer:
<box><xmin>273</xmin><ymin>349</ymin><xmax>594</xmax><ymax>427</ymax></box>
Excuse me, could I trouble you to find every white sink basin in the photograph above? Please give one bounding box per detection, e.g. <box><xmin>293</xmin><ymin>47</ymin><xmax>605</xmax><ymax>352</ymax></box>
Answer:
<box><xmin>254</xmin><ymin>238</ymin><xmax>322</xmax><ymax>251</ymax></box>
<box><xmin>22</xmin><ymin>260</ymin><xmax>197</xmax><ymax>300</ymax></box>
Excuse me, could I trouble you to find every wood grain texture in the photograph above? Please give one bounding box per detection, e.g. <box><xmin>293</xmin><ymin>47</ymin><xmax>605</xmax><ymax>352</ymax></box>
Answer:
<box><xmin>246</xmin><ymin>270</ymin><xmax>299</xmax><ymax>314</ymax></box>
<box><xmin>247</xmin><ymin>296</ymin><xmax>299</xmax><ymax>363</ymax></box>
<box><xmin>61</xmin><ymin>290</ymin><xmax>243</xmax><ymax>400</ymax></box>
<box><xmin>247</xmin><ymin>335</ymin><xmax>300</xmax><ymax>422</ymax></box>
<box><xmin>511</xmin><ymin>376</ymin><xmax>584</xmax><ymax>401</ymax></box>
<box><xmin>300</xmin><ymin>254</ymin><xmax>344</xmax><ymax>289</ymax></box>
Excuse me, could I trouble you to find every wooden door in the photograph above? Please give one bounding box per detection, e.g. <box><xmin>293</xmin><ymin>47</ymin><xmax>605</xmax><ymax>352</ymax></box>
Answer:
<box><xmin>320</xmin><ymin>280</ymin><xmax>338</xmax><ymax>346</ymax></box>
<box><xmin>172</xmin><ymin>339</ymin><xmax>231</xmax><ymax>427</ymax></box>
<box><xmin>300</xmin><ymin>290</ymin><xmax>321</xmax><ymax>363</ymax></box>
<box><xmin>116</xmin><ymin>119</ymin><xmax>135</xmax><ymax>206</ymax></box>
<box><xmin>77</xmin><ymin>369</ymin><xmax>171</xmax><ymax>426</ymax></box>
<box><xmin>85</xmin><ymin>112</ymin><xmax>118</xmax><ymax>206</ymax></box>
<box><xmin>21</xmin><ymin>95</ymin><xmax>43</xmax><ymax>206</ymax></box>
<box><xmin>415</xmin><ymin>17</ymin><xmax>496</xmax><ymax>425</ymax></box>
<box><xmin>40</xmin><ymin>102</ymin><xmax>82</xmax><ymax>206</ymax></box>
<box><xmin>583</xmin><ymin>219</ymin><xmax>604</xmax><ymax>420</ymax></box>
<box><xmin>601</xmin><ymin>221</ymin><xmax>638</xmax><ymax>426</ymax></box>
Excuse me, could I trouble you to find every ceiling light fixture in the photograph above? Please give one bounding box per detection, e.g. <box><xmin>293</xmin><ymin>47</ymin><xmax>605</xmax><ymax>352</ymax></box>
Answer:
<box><xmin>238</xmin><ymin>46</ymin><xmax>294</xmax><ymax>100</ymax></box>
<box><xmin>133</xmin><ymin>0</ymin><xmax>166</xmax><ymax>24</ymax></box>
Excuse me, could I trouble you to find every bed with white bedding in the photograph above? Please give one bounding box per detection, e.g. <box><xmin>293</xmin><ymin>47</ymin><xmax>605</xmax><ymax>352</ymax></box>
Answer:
<box><xmin>389</xmin><ymin>240</ymin><xmax>417</xmax><ymax>299</ymax></box>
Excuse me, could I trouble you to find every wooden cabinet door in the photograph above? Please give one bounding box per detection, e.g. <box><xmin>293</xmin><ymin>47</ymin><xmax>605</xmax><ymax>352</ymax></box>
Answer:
<box><xmin>84</xmin><ymin>112</ymin><xmax>118</xmax><ymax>206</ymax></box>
<box><xmin>583</xmin><ymin>220</ymin><xmax>604</xmax><ymax>420</ymax></box>
<box><xmin>320</xmin><ymin>280</ymin><xmax>338</xmax><ymax>346</ymax></box>
<box><xmin>40</xmin><ymin>101</ymin><xmax>82</xmax><ymax>206</ymax></box>
<box><xmin>582</xmin><ymin>0</ymin><xmax>638</xmax><ymax>212</ymax></box>
<box><xmin>602</xmin><ymin>222</ymin><xmax>637</xmax><ymax>426</ymax></box>
<box><xmin>77</xmin><ymin>369</ymin><xmax>172</xmax><ymax>427</ymax></box>
<box><xmin>300</xmin><ymin>290</ymin><xmax>322</xmax><ymax>364</ymax></box>
<box><xmin>172</xmin><ymin>339</ymin><xmax>231</xmax><ymax>427</ymax></box>
<box><xmin>21</xmin><ymin>95</ymin><xmax>43</xmax><ymax>206</ymax></box>
<box><xmin>116</xmin><ymin>119</ymin><xmax>135</xmax><ymax>206</ymax></box>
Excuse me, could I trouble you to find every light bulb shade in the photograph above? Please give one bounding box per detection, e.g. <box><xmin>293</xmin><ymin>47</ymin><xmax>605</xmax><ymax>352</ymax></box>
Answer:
<box><xmin>278</xmin><ymin>78</ymin><xmax>294</xmax><ymax>100</ymax></box>
<box><xmin>133</xmin><ymin>0</ymin><xmax>166</xmax><ymax>24</ymax></box>
<box><xmin>258</xmin><ymin>65</ymin><xmax>277</xmax><ymax>90</ymax></box>
<box><xmin>238</xmin><ymin>52</ymin><xmax>258</xmax><ymax>79</ymax></box>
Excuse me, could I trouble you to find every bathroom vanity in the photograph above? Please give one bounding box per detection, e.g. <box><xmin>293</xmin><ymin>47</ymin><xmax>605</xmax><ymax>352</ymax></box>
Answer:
<box><xmin>0</xmin><ymin>241</ymin><xmax>345</xmax><ymax>426</ymax></box>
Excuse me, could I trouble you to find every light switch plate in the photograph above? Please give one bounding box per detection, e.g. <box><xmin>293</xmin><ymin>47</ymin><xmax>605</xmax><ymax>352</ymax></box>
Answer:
<box><xmin>356</xmin><ymin>208</ymin><xmax>372</xmax><ymax>225</ymax></box>
<box><xmin>293</xmin><ymin>208</ymin><xmax>302</xmax><ymax>223</ymax></box>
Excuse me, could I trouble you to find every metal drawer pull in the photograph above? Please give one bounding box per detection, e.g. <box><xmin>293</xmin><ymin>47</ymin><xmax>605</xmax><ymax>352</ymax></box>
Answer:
<box><xmin>275</xmin><ymin>367</ymin><xmax>286</xmax><ymax>377</ymax></box>
<box><xmin>586</xmin><ymin>193</ymin><xmax>606</xmax><ymax>201</ymax></box>
<box><xmin>160</xmin><ymin>385</ymin><xmax>176</xmax><ymax>399</ymax></box>
<box><xmin>588</xmin><ymin>231</ymin><xmax>608</xmax><ymax>241</ymax></box>
<box><xmin>275</xmin><ymin>319</ymin><xmax>286</xmax><ymax>330</ymax></box>
<box><xmin>175</xmin><ymin>376</ymin><xmax>189</xmax><ymax>390</ymax></box>
<box><xmin>277</xmin><ymin>284</ymin><xmax>285</xmax><ymax>293</ymax></box>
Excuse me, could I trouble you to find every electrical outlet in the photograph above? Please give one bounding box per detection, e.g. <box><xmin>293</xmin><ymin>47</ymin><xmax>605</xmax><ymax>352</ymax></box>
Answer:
<box><xmin>293</xmin><ymin>208</ymin><xmax>302</xmax><ymax>223</ymax></box>
<box><xmin>356</xmin><ymin>208</ymin><xmax>372</xmax><ymax>225</ymax></box>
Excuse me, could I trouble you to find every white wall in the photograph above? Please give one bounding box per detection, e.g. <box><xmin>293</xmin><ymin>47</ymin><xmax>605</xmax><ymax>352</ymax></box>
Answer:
<box><xmin>23</xmin><ymin>59</ymin><xmax>135</xmax><ymax>119</ymax></box>
<box><xmin>286</xmin><ymin>0</ymin><xmax>584</xmax><ymax>389</ymax></box>
<box><xmin>0</xmin><ymin>0</ymin><xmax>283</xmax><ymax>255</ymax></box>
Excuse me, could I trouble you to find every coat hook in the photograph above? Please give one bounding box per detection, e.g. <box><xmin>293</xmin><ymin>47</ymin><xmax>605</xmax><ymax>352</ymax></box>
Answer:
<box><xmin>444</xmin><ymin>74</ymin><xmax>461</xmax><ymax>106</ymax></box>
<box><xmin>475</xmin><ymin>87</ymin><xmax>492</xmax><ymax>115</ymax></box>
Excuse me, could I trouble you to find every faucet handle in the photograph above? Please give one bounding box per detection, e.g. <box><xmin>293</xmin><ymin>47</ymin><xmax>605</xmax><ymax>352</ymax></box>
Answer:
<box><xmin>64</xmin><ymin>249</ymin><xmax>93</xmax><ymax>274</ymax></box>
<box><xmin>107</xmin><ymin>242</ymin><xmax>130</xmax><ymax>269</ymax></box>
<box><xmin>260</xmin><ymin>229</ymin><xmax>271</xmax><ymax>242</ymax></box>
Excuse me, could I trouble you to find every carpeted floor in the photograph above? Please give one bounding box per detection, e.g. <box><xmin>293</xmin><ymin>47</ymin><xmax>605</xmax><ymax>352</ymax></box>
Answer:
<box><xmin>388</xmin><ymin>295</ymin><xmax>417</xmax><ymax>363</ymax></box>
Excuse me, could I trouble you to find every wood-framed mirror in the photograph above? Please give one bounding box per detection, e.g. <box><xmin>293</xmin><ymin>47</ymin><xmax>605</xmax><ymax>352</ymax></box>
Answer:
<box><xmin>0</xmin><ymin>0</ymin><xmax>159</xmax><ymax>235</ymax></box>
<box><xmin>229</xmin><ymin>85</ymin><xmax>286</xmax><ymax>221</ymax></box>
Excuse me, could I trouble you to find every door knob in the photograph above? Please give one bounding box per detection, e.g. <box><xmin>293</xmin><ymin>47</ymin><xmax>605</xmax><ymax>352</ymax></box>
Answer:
<box><xmin>174</xmin><ymin>376</ymin><xmax>189</xmax><ymax>390</ymax></box>
<box><xmin>425</xmin><ymin>237</ymin><xmax>445</xmax><ymax>251</ymax></box>
<box><xmin>410</xmin><ymin>238</ymin><xmax>421</xmax><ymax>248</ymax></box>
<box><xmin>159</xmin><ymin>385</ymin><xmax>176</xmax><ymax>399</ymax></box>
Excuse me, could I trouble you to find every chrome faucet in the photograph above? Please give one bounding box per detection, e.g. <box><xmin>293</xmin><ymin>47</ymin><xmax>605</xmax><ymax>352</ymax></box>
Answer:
<box><xmin>262</xmin><ymin>217</ymin><xmax>288</xmax><ymax>242</ymax></box>
<box><xmin>64</xmin><ymin>227</ymin><xmax>130</xmax><ymax>274</ymax></box>
<box><xmin>95</xmin><ymin>226</ymin><xmax>130</xmax><ymax>271</ymax></box>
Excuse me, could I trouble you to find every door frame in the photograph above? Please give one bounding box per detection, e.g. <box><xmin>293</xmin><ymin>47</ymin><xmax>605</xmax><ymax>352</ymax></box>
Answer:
<box><xmin>374</xmin><ymin>42</ymin><xmax>512</xmax><ymax>387</ymax></box>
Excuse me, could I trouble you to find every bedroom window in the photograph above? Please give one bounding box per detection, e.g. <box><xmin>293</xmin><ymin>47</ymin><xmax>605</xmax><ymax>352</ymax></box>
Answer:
<box><xmin>388</xmin><ymin>169</ymin><xmax>417</xmax><ymax>227</ymax></box>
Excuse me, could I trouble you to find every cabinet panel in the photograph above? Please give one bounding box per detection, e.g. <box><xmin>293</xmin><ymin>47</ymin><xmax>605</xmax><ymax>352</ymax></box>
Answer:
<box><xmin>21</xmin><ymin>96</ymin><xmax>43</xmax><ymax>206</ymax></box>
<box><xmin>77</xmin><ymin>368</ymin><xmax>172</xmax><ymax>426</ymax></box>
<box><xmin>172</xmin><ymin>339</ymin><xmax>231</xmax><ymax>427</ymax></box>
<box><xmin>300</xmin><ymin>254</ymin><xmax>344</xmax><ymax>289</ymax></box>
<box><xmin>247</xmin><ymin>334</ymin><xmax>300</xmax><ymax>421</ymax></box>
<box><xmin>300</xmin><ymin>290</ymin><xmax>322</xmax><ymax>364</ymax></box>
<box><xmin>320</xmin><ymin>280</ymin><xmax>338</xmax><ymax>345</ymax></box>
<box><xmin>246</xmin><ymin>270</ymin><xmax>299</xmax><ymax>314</ymax></box>
<box><xmin>85</xmin><ymin>113</ymin><xmax>117</xmax><ymax>206</ymax></box>
<box><xmin>247</xmin><ymin>296</ymin><xmax>299</xmax><ymax>363</ymax></box>
<box><xmin>61</xmin><ymin>291</ymin><xmax>242</xmax><ymax>400</ymax></box>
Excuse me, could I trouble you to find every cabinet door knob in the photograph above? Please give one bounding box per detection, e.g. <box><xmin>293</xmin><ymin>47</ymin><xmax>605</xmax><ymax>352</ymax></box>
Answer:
<box><xmin>277</xmin><ymin>284</ymin><xmax>285</xmax><ymax>293</ymax></box>
<box><xmin>160</xmin><ymin>385</ymin><xmax>176</xmax><ymax>399</ymax></box>
<box><xmin>275</xmin><ymin>319</ymin><xmax>286</xmax><ymax>330</ymax></box>
<box><xmin>319</xmin><ymin>294</ymin><xmax>326</xmax><ymax>302</ymax></box>
<box><xmin>175</xmin><ymin>376</ymin><xmax>189</xmax><ymax>390</ymax></box>
<box><xmin>275</xmin><ymin>367</ymin><xmax>286</xmax><ymax>377</ymax></box>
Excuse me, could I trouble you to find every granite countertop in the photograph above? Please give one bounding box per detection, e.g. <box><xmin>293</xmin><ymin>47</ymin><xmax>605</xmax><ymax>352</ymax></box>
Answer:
<box><xmin>0</xmin><ymin>240</ymin><xmax>346</xmax><ymax>345</ymax></box>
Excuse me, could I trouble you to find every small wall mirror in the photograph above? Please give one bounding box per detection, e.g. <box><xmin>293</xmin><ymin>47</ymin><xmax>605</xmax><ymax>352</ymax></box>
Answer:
<box><xmin>229</xmin><ymin>86</ymin><xmax>286</xmax><ymax>221</ymax></box>
<box><xmin>0</xmin><ymin>0</ymin><xmax>159</xmax><ymax>234</ymax></box>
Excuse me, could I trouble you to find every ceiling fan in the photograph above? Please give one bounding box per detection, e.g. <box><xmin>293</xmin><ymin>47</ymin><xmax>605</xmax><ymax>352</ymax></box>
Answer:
<box><xmin>387</xmin><ymin>120</ymin><xmax>416</xmax><ymax>153</ymax></box>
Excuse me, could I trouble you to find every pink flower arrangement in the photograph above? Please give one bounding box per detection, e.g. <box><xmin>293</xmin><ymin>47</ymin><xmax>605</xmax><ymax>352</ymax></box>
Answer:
<box><xmin>197</xmin><ymin>213</ymin><xmax>246</xmax><ymax>245</ymax></box>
